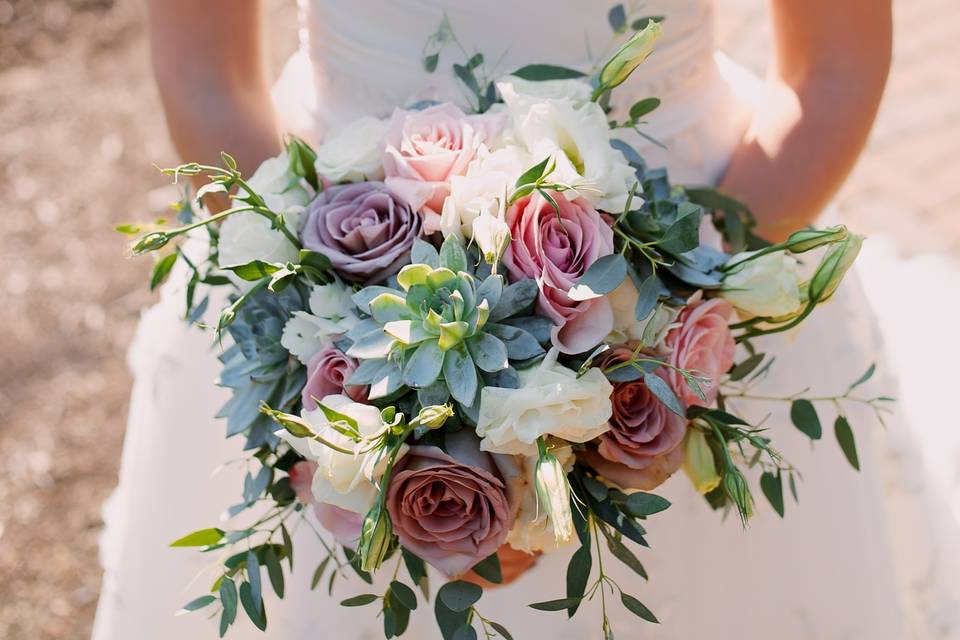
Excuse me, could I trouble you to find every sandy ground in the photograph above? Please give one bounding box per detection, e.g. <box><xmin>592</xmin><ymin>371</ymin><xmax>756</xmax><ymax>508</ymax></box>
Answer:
<box><xmin>0</xmin><ymin>1</ymin><xmax>956</xmax><ymax>639</ymax></box>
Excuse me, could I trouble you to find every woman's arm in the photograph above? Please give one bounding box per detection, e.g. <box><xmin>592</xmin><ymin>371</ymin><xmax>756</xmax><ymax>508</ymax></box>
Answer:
<box><xmin>147</xmin><ymin>0</ymin><xmax>282</xmax><ymax>174</ymax></box>
<box><xmin>720</xmin><ymin>0</ymin><xmax>892</xmax><ymax>241</ymax></box>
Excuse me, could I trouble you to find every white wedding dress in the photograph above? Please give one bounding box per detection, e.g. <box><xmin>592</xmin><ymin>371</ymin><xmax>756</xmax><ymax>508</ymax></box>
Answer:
<box><xmin>93</xmin><ymin>1</ymin><xmax>960</xmax><ymax>638</ymax></box>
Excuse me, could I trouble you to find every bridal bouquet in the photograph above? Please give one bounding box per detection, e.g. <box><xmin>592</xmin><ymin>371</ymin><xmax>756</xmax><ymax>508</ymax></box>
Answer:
<box><xmin>121</xmin><ymin>12</ymin><xmax>890</xmax><ymax>640</ymax></box>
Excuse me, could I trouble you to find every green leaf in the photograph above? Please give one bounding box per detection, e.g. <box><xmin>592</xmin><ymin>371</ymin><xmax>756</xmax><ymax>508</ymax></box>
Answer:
<box><xmin>608</xmin><ymin>4</ymin><xmax>627</xmax><ymax>32</ymax></box>
<box><xmin>631</xmin><ymin>16</ymin><xmax>664</xmax><ymax>31</ymax></box>
<box><xmin>568</xmin><ymin>254</ymin><xmax>628</xmax><ymax>301</ymax></box>
<box><xmin>628</xmin><ymin>97</ymin><xmax>661</xmax><ymax>120</ymax></box>
<box><xmin>835</xmin><ymin>416</ymin><xmax>860</xmax><ymax>470</ymax></box>
<box><xmin>178</xmin><ymin>595</ymin><xmax>216</xmax><ymax>614</ymax></box>
<box><xmin>435</xmin><ymin>595</ymin><xmax>471</xmax><ymax>640</ymax></box>
<box><xmin>440</xmin><ymin>235</ymin><xmax>469</xmax><ymax>273</ymax></box>
<box><xmin>281</xmin><ymin>525</ymin><xmax>294</xmax><ymax>571</ymax></box>
<box><xmin>489</xmin><ymin>279</ymin><xmax>539</xmax><ymax>321</ymax></box>
<box><xmin>219</xmin><ymin>578</ymin><xmax>238</xmax><ymax>627</ymax></box>
<box><xmin>625</xmin><ymin>492</ymin><xmax>671</xmax><ymax>517</ymax></box>
<box><xmin>150</xmin><ymin>253</ymin><xmax>178</xmax><ymax>291</ymax></box>
<box><xmin>515</xmin><ymin>156</ymin><xmax>552</xmax><ymax>189</ymax></box>
<box><xmin>390</xmin><ymin>580</ymin><xmax>419</xmax><ymax>610</ymax></box>
<box><xmin>583</xmin><ymin>476</ymin><xmax>609</xmax><ymax>502</ymax></box>
<box><xmin>239</xmin><ymin>581</ymin><xmax>267</xmax><ymax>631</ymax></box>
<box><xmin>565</xmin><ymin>543</ymin><xmax>592</xmax><ymax>617</ymax></box>
<box><xmin>657</xmin><ymin>209</ymin><xmax>702</xmax><ymax>255</ymax></box>
<box><xmin>470</xmin><ymin>553</ymin><xmax>502</xmax><ymax>584</ymax></box>
<box><xmin>340</xmin><ymin>593</ymin><xmax>379</xmax><ymax>607</ymax></box>
<box><xmin>620</xmin><ymin>592</ymin><xmax>658</xmax><ymax>623</ymax></box>
<box><xmin>528</xmin><ymin>597</ymin><xmax>584</xmax><ymax>612</ymax></box>
<box><xmin>760</xmin><ymin>471</ymin><xmax>785</xmax><ymax>517</ymax></box>
<box><xmin>633</xmin><ymin>274</ymin><xmax>660</xmax><ymax>322</ymax></box>
<box><xmin>443</xmin><ymin>348</ymin><xmax>478</xmax><ymax>406</ymax></box>
<box><xmin>310</xmin><ymin>557</ymin><xmax>331</xmax><ymax>590</ymax></box>
<box><xmin>605</xmin><ymin>534</ymin><xmax>648</xmax><ymax>579</ymax></box>
<box><xmin>114</xmin><ymin>222</ymin><xmax>142</xmax><ymax>235</ymax></box>
<box><xmin>790</xmin><ymin>399</ymin><xmax>822</xmax><ymax>440</ymax></box>
<box><xmin>412</xmin><ymin>238</ymin><xmax>441</xmax><ymax>267</ymax></box>
<box><xmin>508</xmin><ymin>64</ymin><xmax>586</xmax><ymax>81</ymax></box>
<box><xmin>466</xmin><ymin>333</ymin><xmax>509</xmax><ymax>373</ymax></box>
<box><xmin>170</xmin><ymin>528</ymin><xmax>224</xmax><ymax>547</ymax></box>
<box><xmin>423</xmin><ymin>53</ymin><xmax>440</xmax><ymax>72</ymax></box>
<box><xmin>438</xmin><ymin>581</ymin><xmax>483</xmax><ymax>612</ymax></box>
<box><xmin>728</xmin><ymin>353</ymin><xmax>765</xmax><ymax>382</ymax></box>
<box><xmin>489</xmin><ymin>621</ymin><xmax>515</xmax><ymax>640</ymax></box>
<box><xmin>223</xmin><ymin>259</ymin><xmax>282</xmax><ymax>281</ymax></box>
<box><xmin>643</xmin><ymin>372</ymin><xmax>684</xmax><ymax>417</ymax></box>
<box><xmin>264</xmin><ymin>545</ymin><xmax>285</xmax><ymax>599</ymax></box>
<box><xmin>246</xmin><ymin>550</ymin><xmax>262</xmax><ymax>613</ymax></box>
<box><xmin>298</xmin><ymin>249</ymin><xmax>332</xmax><ymax>276</ymax></box>
<box><xmin>847</xmin><ymin>363</ymin><xmax>876</xmax><ymax>392</ymax></box>
<box><xmin>404</xmin><ymin>340</ymin><xmax>446</xmax><ymax>387</ymax></box>
<box><xmin>453</xmin><ymin>625</ymin><xmax>478</xmax><ymax>640</ymax></box>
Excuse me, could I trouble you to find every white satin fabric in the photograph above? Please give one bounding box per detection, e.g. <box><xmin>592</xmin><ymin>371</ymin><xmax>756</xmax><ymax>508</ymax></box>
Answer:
<box><xmin>94</xmin><ymin>1</ymin><xmax>960</xmax><ymax>638</ymax></box>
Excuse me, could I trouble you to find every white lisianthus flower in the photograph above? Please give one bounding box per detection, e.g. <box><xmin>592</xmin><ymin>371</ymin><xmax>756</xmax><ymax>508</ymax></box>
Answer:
<box><xmin>476</xmin><ymin>349</ymin><xmax>613</xmax><ymax>456</ymax></box>
<box><xmin>498</xmin><ymin>81</ymin><xmax>637</xmax><ymax>213</ymax></box>
<box><xmin>497</xmin><ymin>75</ymin><xmax>593</xmax><ymax>105</ymax></box>
<box><xmin>314</xmin><ymin>116</ymin><xmax>388</xmax><ymax>183</ymax></box>
<box><xmin>281</xmin><ymin>282</ymin><xmax>359</xmax><ymax>364</ymax></box>
<box><xmin>507</xmin><ymin>446</ymin><xmax>578</xmax><ymax>553</ymax></box>
<box><xmin>606</xmin><ymin>279</ymin><xmax>679</xmax><ymax>348</ymax></box>
<box><xmin>276</xmin><ymin>394</ymin><xmax>406</xmax><ymax>514</ymax></box>
<box><xmin>218</xmin><ymin>150</ymin><xmax>312</xmax><ymax>269</ymax></box>
<box><xmin>721</xmin><ymin>250</ymin><xmax>803</xmax><ymax>318</ymax></box>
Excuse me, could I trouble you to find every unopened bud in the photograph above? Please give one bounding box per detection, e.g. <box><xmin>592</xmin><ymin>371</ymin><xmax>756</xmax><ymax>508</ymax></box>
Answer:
<box><xmin>414</xmin><ymin>404</ymin><xmax>453</xmax><ymax>430</ymax></box>
<box><xmin>598</xmin><ymin>21</ymin><xmax>662</xmax><ymax>93</ymax></box>
<box><xmin>808</xmin><ymin>234</ymin><xmax>863</xmax><ymax>303</ymax></box>
<box><xmin>535</xmin><ymin>452</ymin><xmax>574</xmax><ymax>544</ymax></box>
<box><xmin>682</xmin><ymin>429</ymin><xmax>721</xmax><ymax>495</ymax></box>
<box><xmin>358</xmin><ymin>503</ymin><xmax>392</xmax><ymax>572</ymax></box>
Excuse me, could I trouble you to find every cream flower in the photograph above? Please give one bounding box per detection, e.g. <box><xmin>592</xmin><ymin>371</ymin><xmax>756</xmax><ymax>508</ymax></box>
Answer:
<box><xmin>277</xmin><ymin>394</ymin><xmax>406</xmax><ymax>515</ymax></box>
<box><xmin>498</xmin><ymin>81</ymin><xmax>636</xmax><ymax>214</ymax></box>
<box><xmin>507</xmin><ymin>446</ymin><xmax>577</xmax><ymax>553</ymax></box>
<box><xmin>606</xmin><ymin>279</ymin><xmax>679</xmax><ymax>348</ymax></box>
<box><xmin>721</xmin><ymin>250</ymin><xmax>803</xmax><ymax>318</ymax></box>
<box><xmin>497</xmin><ymin>76</ymin><xmax>593</xmax><ymax>105</ymax></box>
<box><xmin>476</xmin><ymin>349</ymin><xmax>613</xmax><ymax>455</ymax></box>
<box><xmin>280</xmin><ymin>282</ymin><xmax>359</xmax><ymax>364</ymax></box>
<box><xmin>314</xmin><ymin>116</ymin><xmax>387</xmax><ymax>183</ymax></box>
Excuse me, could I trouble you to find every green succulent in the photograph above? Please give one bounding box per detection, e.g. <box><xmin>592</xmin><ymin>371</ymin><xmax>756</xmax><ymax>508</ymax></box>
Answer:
<box><xmin>346</xmin><ymin>236</ymin><xmax>550</xmax><ymax>411</ymax></box>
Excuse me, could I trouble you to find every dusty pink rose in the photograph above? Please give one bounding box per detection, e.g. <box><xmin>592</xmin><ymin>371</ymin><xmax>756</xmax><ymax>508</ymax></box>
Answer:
<box><xmin>386</xmin><ymin>433</ymin><xmax>520</xmax><ymax>577</ymax></box>
<box><xmin>382</xmin><ymin>103</ymin><xmax>505</xmax><ymax>233</ymax></box>
<box><xmin>580</xmin><ymin>445</ymin><xmax>685</xmax><ymax>491</ymax></box>
<box><xmin>301</xmin><ymin>181</ymin><xmax>421</xmax><ymax>284</ymax></box>
<box><xmin>665</xmin><ymin>295</ymin><xmax>736</xmax><ymax>407</ymax></box>
<box><xmin>288</xmin><ymin>461</ymin><xmax>362</xmax><ymax>547</ymax></box>
<box><xmin>593</xmin><ymin>347</ymin><xmax>688</xmax><ymax>472</ymax></box>
<box><xmin>302</xmin><ymin>345</ymin><xmax>367</xmax><ymax>410</ymax></box>
<box><xmin>503</xmin><ymin>191</ymin><xmax>615</xmax><ymax>354</ymax></box>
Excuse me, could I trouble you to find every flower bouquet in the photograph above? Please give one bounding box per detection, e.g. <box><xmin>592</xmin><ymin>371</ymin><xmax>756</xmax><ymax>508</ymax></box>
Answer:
<box><xmin>121</xmin><ymin>13</ymin><xmax>890</xmax><ymax>640</ymax></box>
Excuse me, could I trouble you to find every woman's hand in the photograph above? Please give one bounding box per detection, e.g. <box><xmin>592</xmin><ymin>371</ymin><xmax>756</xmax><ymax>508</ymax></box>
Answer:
<box><xmin>147</xmin><ymin>0</ymin><xmax>282</xmax><ymax>175</ymax></box>
<box><xmin>463</xmin><ymin>545</ymin><xmax>539</xmax><ymax>588</ymax></box>
<box><xmin>720</xmin><ymin>0</ymin><xmax>892</xmax><ymax>241</ymax></box>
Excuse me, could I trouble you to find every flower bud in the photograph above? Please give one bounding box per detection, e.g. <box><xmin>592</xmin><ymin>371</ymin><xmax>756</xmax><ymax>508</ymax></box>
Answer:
<box><xmin>598</xmin><ymin>21</ymin><xmax>662</xmax><ymax>93</ymax></box>
<box><xmin>535</xmin><ymin>452</ymin><xmax>574</xmax><ymax>544</ymax></box>
<box><xmin>472</xmin><ymin>210</ymin><xmax>512</xmax><ymax>266</ymax></box>
<box><xmin>682</xmin><ymin>429</ymin><xmax>721</xmax><ymax>495</ymax></box>
<box><xmin>358</xmin><ymin>502</ymin><xmax>393</xmax><ymax>572</ymax></box>
<box><xmin>722</xmin><ymin>468</ymin><xmax>754</xmax><ymax>524</ymax></box>
<box><xmin>414</xmin><ymin>404</ymin><xmax>453</xmax><ymax>430</ymax></box>
<box><xmin>131</xmin><ymin>231</ymin><xmax>171</xmax><ymax>254</ymax></box>
<box><xmin>721</xmin><ymin>250</ymin><xmax>803</xmax><ymax>318</ymax></box>
<box><xmin>808</xmin><ymin>234</ymin><xmax>863</xmax><ymax>303</ymax></box>
<box><xmin>783</xmin><ymin>225</ymin><xmax>848</xmax><ymax>254</ymax></box>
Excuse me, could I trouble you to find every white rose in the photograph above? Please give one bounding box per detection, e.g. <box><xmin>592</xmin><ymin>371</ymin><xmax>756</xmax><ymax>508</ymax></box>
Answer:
<box><xmin>314</xmin><ymin>116</ymin><xmax>387</xmax><ymax>183</ymax></box>
<box><xmin>507</xmin><ymin>446</ymin><xmax>577</xmax><ymax>553</ymax></box>
<box><xmin>476</xmin><ymin>349</ymin><xmax>613</xmax><ymax>456</ymax></box>
<box><xmin>281</xmin><ymin>282</ymin><xmax>359</xmax><ymax>364</ymax></box>
<box><xmin>244</xmin><ymin>150</ymin><xmax>313</xmax><ymax>214</ymax></box>
<box><xmin>498</xmin><ymin>81</ymin><xmax>637</xmax><ymax>214</ymax></box>
<box><xmin>498</xmin><ymin>76</ymin><xmax>593</xmax><ymax>105</ymax></box>
<box><xmin>721</xmin><ymin>250</ymin><xmax>803</xmax><ymax>318</ymax></box>
<box><xmin>606</xmin><ymin>279</ymin><xmax>679</xmax><ymax>348</ymax></box>
<box><xmin>277</xmin><ymin>394</ymin><xmax>406</xmax><ymax>514</ymax></box>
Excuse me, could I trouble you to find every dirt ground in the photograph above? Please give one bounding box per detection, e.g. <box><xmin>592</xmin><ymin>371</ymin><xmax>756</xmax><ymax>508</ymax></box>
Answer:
<box><xmin>0</xmin><ymin>1</ymin><xmax>956</xmax><ymax>639</ymax></box>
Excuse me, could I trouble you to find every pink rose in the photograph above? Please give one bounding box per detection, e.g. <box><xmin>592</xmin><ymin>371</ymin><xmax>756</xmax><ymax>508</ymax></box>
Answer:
<box><xmin>580</xmin><ymin>445</ymin><xmax>685</xmax><ymax>491</ymax></box>
<box><xmin>383</xmin><ymin>103</ymin><xmax>505</xmax><ymax>233</ymax></box>
<box><xmin>288</xmin><ymin>461</ymin><xmax>362</xmax><ymax>547</ymax></box>
<box><xmin>503</xmin><ymin>191</ymin><xmax>615</xmax><ymax>354</ymax></box>
<box><xmin>386</xmin><ymin>433</ymin><xmax>520</xmax><ymax>577</ymax></box>
<box><xmin>665</xmin><ymin>295</ymin><xmax>736</xmax><ymax>407</ymax></box>
<box><xmin>302</xmin><ymin>345</ymin><xmax>367</xmax><ymax>410</ymax></box>
<box><xmin>593</xmin><ymin>346</ymin><xmax>688</xmax><ymax>470</ymax></box>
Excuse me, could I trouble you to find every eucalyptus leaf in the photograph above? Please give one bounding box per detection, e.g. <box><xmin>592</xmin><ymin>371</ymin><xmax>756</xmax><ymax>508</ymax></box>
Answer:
<box><xmin>835</xmin><ymin>416</ymin><xmax>860</xmax><ymax>470</ymax></box>
<box><xmin>171</xmin><ymin>528</ymin><xmax>224</xmax><ymax>547</ymax></box>
<box><xmin>565</xmin><ymin>543</ymin><xmax>592</xmax><ymax>617</ymax></box>
<box><xmin>239</xmin><ymin>581</ymin><xmax>267</xmax><ymax>631</ymax></box>
<box><xmin>150</xmin><ymin>253</ymin><xmax>178</xmax><ymax>291</ymax></box>
<box><xmin>625</xmin><ymin>492</ymin><xmax>671</xmax><ymax>517</ymax></box>
<box><xmin>628</xmin><ymin>97</ymin><xmax>661</xmax><ymax>120</ymax></box>
<box><xmin>728</xmin><ymin>353</ymin><xmax>765</xmax><ymax>382</ymax></box>
<box><xmin>528</xmin><ymin>597</ymin><xmax>584</xmax><ymax>612</ymax></box>
<box><xmin>508</xmin><ymin>64</ymin><xmax>586</xmax><ymax>81</ymax></box>
<box><xmin>608</xmin><ymin>4</ymin><xmax>627</xmax><ymax>32</ymax></box>
<box><xmin>438</xmin><ymin>580</ymin><xmax>482</xmax><ymax>612</ymax></box>
<box><xmin>568</xmin><ymin>254</ymin><xmax>628</xmax><ymax>301</ymax></box>
<box><xmin>340</xmin><ymin>593</ymin><xmax>379</xmax><ymax>607</ymax></box>
<box><xmin>790</xmin><ymin>399</ymin><xmax>822</xmax><ymax>440</ymax></box>
<box><xmin>470</xmin><ymin>553</ymin><xmax>502</xmax><ymax>584</ymax></box>
<box><xmin>760</xmin><ymin>471</ymin><xmax>785</xmax><ymax>517</ymax></box>
<box><xmin>620</xmin><ymin>592</ymin><xmax>658</xmax><ymax>623</ymax></box>
<box><xmin>643</xmin><ymin>372</ymin><xmax>684</xmax><ymax>417</ymax></box>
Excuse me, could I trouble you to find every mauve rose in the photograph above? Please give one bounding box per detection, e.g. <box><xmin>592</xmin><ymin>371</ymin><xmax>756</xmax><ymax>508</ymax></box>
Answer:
<box><xmin>580</xmin><ymin>444</ymin><xmax>685</xmax><ymax>491</ymax></box>
<box><xmin>288</xmin><ymin>461</ymin><xmax>362</xmax><ymax>547</ymax></box>
<box><xmin>665</xmin><ymin>295</ymin><xmax>736</xmax><ymax>407</ymax></box>
<box><xmin>386</xmin><ymin>432</ymin><xmax>520</xmax><ymax>577</ymax></box>
<box><xmin>593</xmin><ymin>346</ymin><xmax>688</xmax><ymax>473</ymax></box>
<box><xmin>301</xmin><ymin>181</ymin><xmax>421</xmax><ymax>284</ymax></box>
<box><xmin>302</xmin><ymin>345</ymin><xmax>367</xmax><ymax>410</ymax></box>
<box><xmin>383</xmin><ymin>103</ymin><xmax>506</xmax><ymax>233</ymax></box>
<box><xmin>503</xmin><ymin>191</ymin><xmax>615</xmax><ymax>354</ymax></box>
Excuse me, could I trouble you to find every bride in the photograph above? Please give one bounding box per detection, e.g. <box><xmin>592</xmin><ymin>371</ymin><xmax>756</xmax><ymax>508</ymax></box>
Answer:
<box><xmin>93</xmin><ymin>0</ymin><xmax>960</xmax><ymax>638</ymax></box>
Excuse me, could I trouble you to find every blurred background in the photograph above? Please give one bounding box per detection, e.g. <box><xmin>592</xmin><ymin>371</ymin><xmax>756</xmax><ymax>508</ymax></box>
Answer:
<box><xmin>0</xmin><ymin>0</ymin><xmax>957</xmax><ymax>637</ymax></box>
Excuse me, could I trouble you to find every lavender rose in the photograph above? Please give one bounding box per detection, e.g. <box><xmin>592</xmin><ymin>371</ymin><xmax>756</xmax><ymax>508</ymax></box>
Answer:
<box><xmin>386</xmin><ymin>432</ymin><xmax>521</xmax><ymax>577</ymax></box>
<box><xmin>301</xmin><ymin>181</ymin><xmax>421</xmax><ymax>284</ymax></box>
<box><xmin>302</xmin><ymin>345</ymin><xmax>367</xmax><ymax>410</ymax></box>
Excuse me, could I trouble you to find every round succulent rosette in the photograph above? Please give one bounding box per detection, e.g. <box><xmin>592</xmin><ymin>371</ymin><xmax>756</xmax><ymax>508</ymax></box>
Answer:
<box><xmin>301</xmin><ymin>181</ymin><xmax>422</xmax><ymax>284</ymax></box>
<box><xmin>502</xmin><ymin>190</ymin><xmax>615</xmax><ymax>354</ymax></box>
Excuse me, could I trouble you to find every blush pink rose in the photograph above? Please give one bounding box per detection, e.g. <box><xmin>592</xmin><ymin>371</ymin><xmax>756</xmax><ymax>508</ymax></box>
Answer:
<box><xmin>302</xmin><ymin>345</ymin><xmax>368</xmax><ymax>410</ymax></box>
<box><xmin>593</xmin><ymin>347</ymin><xmax>688</xmax><ymax>471</ymax></box>
<box><xmin>386</xmin><ymin>435</ymin><xmax>518</xmax><ymax>577</ymax></box>
<box><xmin>382</xmin><ymin>103</ymin><xmax>506</xmax><ymax>233</ymax></box>
<box><xmin>665</xmin><ymin>296</ymin><xmax>736</xmax><ymax>407</ymax></box>
<box><xmin>502</xmin><ymin>191</ymin><xmax>615</xmax><ymax>354</ymax></box>
<box><xmin>288</xmin><ymin>461</ymin><xmax>362</xmax><ymax>547</ymax></box>
<box><xmin>580</xmin><ymin>444</ymin><xmax>685</xmax><ymax>491</ymax></box>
